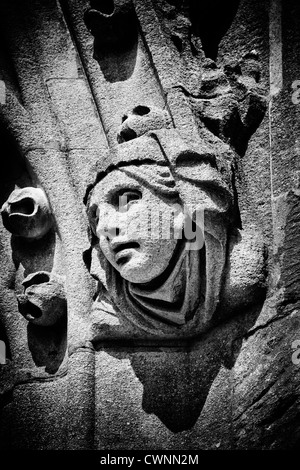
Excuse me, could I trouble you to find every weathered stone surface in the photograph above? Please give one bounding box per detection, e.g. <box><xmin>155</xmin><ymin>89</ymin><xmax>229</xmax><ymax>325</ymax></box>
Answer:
<box><xmin>93</xmin><ymin>308</ymin><xmax>258</xmax><ymax>450</ymax></box>
<box><xmin>0</xmin><ymin>0</ymin><xmax>299</xmax><ymax>452</ymax></box>
<box><xmin>17</xmin><ymin>271</ymin><xmax>67</xmax><ymax>327</ymax></box>
<box><xmin>0</xmin><ymin>377</ymin><xmax>68</xmax><ymax>450</ymax></box>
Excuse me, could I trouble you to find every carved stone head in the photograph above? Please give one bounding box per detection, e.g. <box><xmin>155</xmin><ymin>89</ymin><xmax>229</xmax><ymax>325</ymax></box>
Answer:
<box><xmin>84</xmin><ymin>125</ymin><xmax>266</xmax><ymax>339</ymax></box>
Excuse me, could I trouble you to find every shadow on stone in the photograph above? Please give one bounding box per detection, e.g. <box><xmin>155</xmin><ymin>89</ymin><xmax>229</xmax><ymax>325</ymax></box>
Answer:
<box><xmin>11</xmin><ymin>229</ymin><xmax>55</xmax><ymax>278</ymax></box>
<box><xmin>27</xmin><ymin>316</ymin><xmax>67</xmax><ymax>374</ymax></box>
<box><xmin>102</xmin><ymin>305</ymin><xmax>262</xmax><ymax>433</ymax></box>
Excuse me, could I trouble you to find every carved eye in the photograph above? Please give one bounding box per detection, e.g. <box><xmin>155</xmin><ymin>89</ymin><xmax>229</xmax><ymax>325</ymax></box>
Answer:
<box><xmin>116</xmin><ymin>189</ymin><xmax>141</xmax><ymax>211</ymax></box>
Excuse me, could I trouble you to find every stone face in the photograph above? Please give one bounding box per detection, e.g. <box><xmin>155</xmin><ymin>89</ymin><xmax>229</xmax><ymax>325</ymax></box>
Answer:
<box><xmin>0</xmin><ymin>0</ymin><xmax>299</xmax><ymax>451</ymax></box>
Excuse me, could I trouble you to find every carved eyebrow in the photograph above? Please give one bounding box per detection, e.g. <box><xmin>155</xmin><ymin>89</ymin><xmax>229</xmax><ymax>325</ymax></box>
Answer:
<box><xmin>105</xmin><ymin>184</ymin><xmax>142</xmax><ymax>205</ymax></box>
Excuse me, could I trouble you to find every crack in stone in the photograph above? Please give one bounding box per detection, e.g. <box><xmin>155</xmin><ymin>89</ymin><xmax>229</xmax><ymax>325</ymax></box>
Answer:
<box><xmin>233</xmin><ymin>380</ymin><xmax>276</xmax><ymax>422</ymax></box>
<box><xmin>244</xmin><ymin>308</ymin><xmax>298</xmax><ymax>339</ymax></box>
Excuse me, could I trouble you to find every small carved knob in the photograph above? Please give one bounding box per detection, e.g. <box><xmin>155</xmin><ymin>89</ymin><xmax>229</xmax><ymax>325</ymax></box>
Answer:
<box><xmin>17</xmin><ymin>271</ymin><xmax>67</xmax><ymax>327</ymax></box>
<box><xmin>117</xmin><ymin>105</ymin><xmax>172</xmax><ymax>143</ymax></box>
<box><xmin>1</xmin><ymin>187</ymin><xmax>53</xmax><ymax>239</ymax></box>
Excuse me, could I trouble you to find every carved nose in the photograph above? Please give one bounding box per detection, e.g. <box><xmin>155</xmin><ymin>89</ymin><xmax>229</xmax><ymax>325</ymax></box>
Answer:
<box><xmin>117</xmin><ymin>105</ymin><xmax>172</xmax><ymax>143</ymax></box>
<box><xmin>97</xmin><ymin>215</ymin><xmax>121</xmax><ymax>240</ymax></box>
<box><xmin>104</xmin><ymin>227</ymin><xmax>120</xmax><ymax>240</ymax></box>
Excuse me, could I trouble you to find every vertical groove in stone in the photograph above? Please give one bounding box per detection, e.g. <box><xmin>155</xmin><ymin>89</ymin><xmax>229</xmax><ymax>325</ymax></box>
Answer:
<box><xmin>67</xmin><ymin>349</ymin><xmax>95</xmax><ymax>450</ymax></box>
<box><xmin>58</xmin><ymin>0</ymin><xmax>110</xmax><ymax>149</ymax></box>
<box><xmin>268</xmin><ymin>0</ymin><xmax>282</xmax><ymax>230</ymax></box>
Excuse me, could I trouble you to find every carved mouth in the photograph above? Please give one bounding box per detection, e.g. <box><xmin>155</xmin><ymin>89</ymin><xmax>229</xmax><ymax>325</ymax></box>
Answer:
<box><xmin>17</xmin><ymin>296</ymin><xmax>42</xmax><ymax>321</ymax></box>
<box><xmin>113</xmin><ymin>241</ymin><xmax>139</xmax><ymax>254</ymax></box>
<box><xmin>113</xmin><ymin>242</ymin><xmax>140</xmax><ymax>265</ymax></box>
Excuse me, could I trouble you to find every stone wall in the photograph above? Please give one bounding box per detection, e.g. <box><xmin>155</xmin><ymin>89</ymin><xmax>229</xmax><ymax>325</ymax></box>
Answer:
<box><xmin>0</xmin><ymin>0</ymin><xmax>299</xmax><ymax>450</ymax></box>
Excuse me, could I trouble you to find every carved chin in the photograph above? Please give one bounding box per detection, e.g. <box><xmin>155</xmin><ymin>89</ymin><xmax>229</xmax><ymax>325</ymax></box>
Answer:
<box><xmin>113</xmin><ymin>244</ymin><xmax>180</xmax><ymax>285</ymax></box>
<box><xmin>116</xmin><ymin>257</ymin><xmax>172</xmax><ymax>284</ymax></box>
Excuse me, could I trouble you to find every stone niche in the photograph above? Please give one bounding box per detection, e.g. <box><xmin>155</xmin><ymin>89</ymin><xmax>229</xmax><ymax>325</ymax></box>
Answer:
<box><xmin>0</xmin><ymin>0</ymin><xmax>299</xmax><ymax>451</ymax></box>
